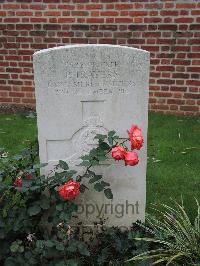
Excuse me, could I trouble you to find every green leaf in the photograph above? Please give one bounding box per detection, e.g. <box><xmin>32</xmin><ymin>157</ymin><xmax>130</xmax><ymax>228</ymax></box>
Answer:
<box><xmin>80</xmin><ymin>155</ymin><xmax>91</xmax><ymax>160</ymax></box>
<box><xmin>10</xmin><ymin>243</ymin><xmax>19</xmax><ymax>253</ymax></box>
<box><xmin>18</xmin><ymin>246</ymin><xmax>24</xmax><ymax>253</ymax></box>
<box><xmin>84</xmin><ymin>170</ymin><xmax>95</xmax><ymax>178</ymax></box>
<box><xmin>80</xmin><ymin>184</ymin><xmax>88</xmax><ymax>193</ymax></box>
<box><xmin>108</xmin><ymin>136</ymin><xmax>113</xmax><ymax>146</ymax></box>
<box><xmin>104</xmin><ymin>188</ymin><xmax>113</xmax><ymax>199</ymax></box>
<box><xmin>28</xmin><ymin>205</ymin><xmax>41</xmax><ymax>216</ymax></box>
<box><xmin>78</xmin><ymin>242</ymin><xmax>90</xmax><ymax>256</ymax></box>
<box><xmin>66</xmin><ymin>242</ymin><xmax>77</xmax><ymax>253</ymax></box>
<box><xmin>3</xmin><ymin>176</ymin><xmax>12</xmax><ymax>186</ymax></box>
<box><xmin>33</xmin><ymin>163</ymin><xmax>48</xmax><ymax>169</ymax></box>
<box><xmin>36</xmin><ymin>240</ymin><xmax>44</xmax><ymax>249</ymax></box>
<box><xmin>79</xmin><ymin>161</ymin><xmax>91</xmax><ymax>167</ymax></box>
<box><xmin>99</xmin><ymin>142</ymin><xmax>110</xmax><ymax>151</ymax></box>
<box><xmin>89</xmin><ymin>174</ymin><xmax>102</xmax><ymax>184</ymax></box>
<box><xmin>94</xmin><ymin>182</ymin><xmax>104</xmax><ymax>192</ymax></box>
<box><xmin>4</xmin><ymin>257</ymin><xmax>17</xmax><ymax>266</ymax></box>
<box><xmin>56</xmin><ymin>204</ymin><xmax>63</xmax><ymax>211</ymax></box>
<box><xmin>40</xmin><ymin>197</ymin><xmax>50</xmax><ymax>210</ymax></box>
<box><xmin>94</xmin><ymin>134</ymin><xmax>107</xmax><ymax>140</ymax></box>
<box><xmin>108</xmin><ymin>130</ymin><xmax>116</xmax><ymax>137</ymax></box>
<box><xmin>65</xmin><ymin>170</ymin><xmax>77</xmax><ymax>177</ymax></box>
<box><xmin>30</xmin><ymin>185</ymin><xmax>40</xmax><ymax>191</ymax></box>
<box><xmin>56</xmin><ymin>242</ymin><xmax>65</xmax><ymax>251</ymax></box>
<box><xmin>45</xmin><ymin>240</ymin><xmax>55</xmax><ymax>248</ymax></box>
<box><xmin>59</xmin><ymin>160</ymin><xmax>69</xmax><ymax>170</ymax></box>
<box><xmin>101</xmin><ymin>181</ymin><xmax>110</xmax><ymax>187</ymax></box>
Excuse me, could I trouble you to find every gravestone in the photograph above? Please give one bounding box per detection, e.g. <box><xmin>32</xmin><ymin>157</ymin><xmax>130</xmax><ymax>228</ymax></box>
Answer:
<box><xmin>33</xmin><ymin>44</ymin><xmax>150</xmax><ymax>228</ymax></box>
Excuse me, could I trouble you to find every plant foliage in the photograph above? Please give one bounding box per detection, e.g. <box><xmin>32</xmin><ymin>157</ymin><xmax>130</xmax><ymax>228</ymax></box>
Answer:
<box><xmin>128</xmin><ymin>200</ymin><xmax>200</xmax><ymax>265</ymax></box>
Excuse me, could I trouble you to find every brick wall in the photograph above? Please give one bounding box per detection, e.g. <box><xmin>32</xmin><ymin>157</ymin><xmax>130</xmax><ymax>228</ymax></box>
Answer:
<box><xmin>0</xmin><ymin>0</ymin><xmax>200</xmax><ymax>115</ymax></box>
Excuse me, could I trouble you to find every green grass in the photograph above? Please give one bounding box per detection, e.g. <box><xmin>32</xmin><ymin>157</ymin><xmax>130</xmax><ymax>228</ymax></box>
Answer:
<box><xmin>0</xmin><ymin>113</ymin><xmax>37</xmax><ymax>154</ymax></box>
<box><xmin>0</xmin><ymin>113</ymin><xmax>199</xmax><ymax>217</ymax></box>
<box><xmin>147</xmin><ymin>113</ymin><xmax>200</xmax><ymax>218</ymax></box>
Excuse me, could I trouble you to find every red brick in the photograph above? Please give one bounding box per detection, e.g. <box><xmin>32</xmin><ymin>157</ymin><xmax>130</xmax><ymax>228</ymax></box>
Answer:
<box><xmin>129</xmin><ymin>11</ymin><xmax>147</xmax><ymax>17</ymax></box>
<box><xmin>186</xmin><ymin>100</ymin><xmax>195</xmax><ymax>105</ymax></box>
<box><xmin>188</xmin><ymin>39</ymin><xmax>200</xmax><ymax>45</ymax></box>
<box><xmin>191</xmin><ymin>10</ymin><xmax>200</xmax><ymax>15</ymax></box>
<box><xmin>184</xmin><ymin>93</ymin><xmax>200</xmax><ymax>99</ymax></box>
<box><xmin>145</xmin><ymin>3</ymin><xmax>163</xmax><ymax>9</ymax></box>
<box><xmin>157</xmin><ymin>79</ymin><xmax>175</xmax><ymax>85</ymax></box>
<box><xmin>142</xmin><ymin>46</ymin><xmax>159</xmax><ymax>52</ymax></box>
<box><xmin>115</xmin><ymin>32</ymin><xmax>132</xmax><ymax>38</ymax></box>
<box><xmin>86</xmin><ymin>18</ymin><xmax>104</xmax><ymax>23</ymax></box>
<box><xmin>156</xmin><ymin>66</ymin><xmax>175</xmax><ymax>71</ymax></box>
<box><xmin>85</xmin><ymin>4</ymin><xmax>103</xmax><ymax>10</ymax></box>
<box><xmin>58</xmin><ymin>18</ymin><xmax>75</xmax><ymax>23</ymax></box>
<box><xmin>175</xmin><ymin>18</ymin><xmax>194</xmax><ymax>23</ymax></box>
<box><xmin>0</xmin><ymin>11</ymin><xmax>6</xmax><ymax>16</ymax></box>
<box><xmin>186</xmin><ymin>80</ymin><xmax>200</xmax><ymax>86</ymax></box>
<box><xmin>45</xmin><ymin>11</ymin><xmax>61</xmax><ymax>16</ymax></box>
<box><xmin>187</xmin><ymin>67</ymin><xmax>200</xmax><ymax>72</ymax></box>
<box><xmin>144</xmin><ymin>17</ymin><xmax>162</xmax><ymax>23</ymax></box>
<box><xmin>158</xmin><ymin>24</ymin><xmax>177</xmax><ymax>31</ymax></box>
<box><xmin>176</xmin><ymin>3</ymin><xmax>196</xmax><ymax>9</ymax></box>
<box><xmin>3</xmin><ymin>4</ymin><xmax>20</xmax><ymax>9</ymax></box>
<box><xmin>71</xmin><ymin>38</ymin><xmax>88</xmax><ymax>44</ymax></box>
<box><xmin>171</xmin><ymin>59</ymin><xmax>190</xmax><ymax>65</ymax></box>
<box><xmin>173</xmin><ymin>73</ymin><xmax>189</xmax><ymax>79</ymax></box>
<box><xmin>155</xmin><ymin>92</ymin><xmax>172</xmax><ymax>97</ymax></box>
<box><xmin>151</xmin><ymin>104</ymin><xmax>169</xmax><ymax>110</ymax></box>
<box><xmin>16</xmin><ymin>11</ymin><xmax>33</xmax><ymax>16</ymax></box>
<box><xmin>115</xmin><ymin>4</ymin><xmax>133</xmax><ymax>10</ymax></box>
<box><xmin>99</xmin><ymin>38</ymin><xmax>117</xmax><ymax>44</ymax></box>
<box><xmin>22</xmin><ymin>98</ymin><xmax>36</xmax><ymax>104</ymax></box>
<box><xmin>115</xmin><ymin>18</ymin><xmax>132</xmax><ymax>23</ymax></box>
<box><xmin>30</xmin><ymin>18</ymin><xmax>47</xmax><ymax>23</ymax></box>
<box><xmin>55</xmin><ymin>5</ymin><xmax>71</xmax><ymax>10</ymax></box>
<box><xmin>190</xmin><ymin>24</ymin><xmax>200</xmax><ymax>30</ymax></box>
<box><xmin>72</xmin><ymin>11</ymin><xmax>89</xmax><ymax>16</ymax></box>
<box><xmin>9</xmin><ymin>92</ymin><xmax>25</xmax><ymax>97</ymax></box>
<box><xmin>101</xmin><ymin>11</ymin><xmax>118</xmax><ymax>16</ymax></box>
<box><xmin>167</xmin><ymin>99</ymin><xmax>185</xmax><ymax>105</ymax></box>
<box><xmin>30</xmin><ymin>4</ymin><xmax>46</xmax><ymax>10</ymax></box>
<box><xmin>180</xmin><ymin>106</ymin><xmax>199</xmax><ymax>111</ymax></box>
<box><xmin>0</xmin><ymin>98</ymin><xmax>12</xmax><ymax>103</ymax></box>
<box><xmin>71</xmin><ymin>24</ymin><xmax>89</xmax><ymax>31</ymax></box>
<box><xmin>160</xmin><ymin>10</ymin><xmax>178</xmax><ymax>16</ymax></box>
<box><xmin>129</xmin><ymin>25</ymin><xmax>147</xmax><ymax>31</ymax></box>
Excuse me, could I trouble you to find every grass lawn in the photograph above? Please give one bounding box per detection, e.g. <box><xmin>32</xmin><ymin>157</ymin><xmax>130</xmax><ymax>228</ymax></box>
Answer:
<box><xmin>0</xmin><ymin>112</ymin><xmax>199</xmax><ymax>218</ymax></box>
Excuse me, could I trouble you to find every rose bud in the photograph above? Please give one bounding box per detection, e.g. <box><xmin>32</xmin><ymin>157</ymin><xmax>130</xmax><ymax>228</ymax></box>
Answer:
<box><xmin>124</xmin><ymin>151</ymin><xmax>139</xmax><ymax>166</ymax></box>
<box><xmin>14</xmin><ymin>177</ymin><xmax>22</xmax><ymax>187</ymax></box>
<box><xmin>25</xmin><ymin>173</ymin><xmax>32</xmax><ymax>180</ymax></box>
<box><xmin>58</xmin><ymin>180</ymin><xmax>80</xmax><ymax>200</ymax></box>
<box><xmin>127</xmin><ymin>125</ymin><xmax>144</xmax><ymax>150</ymax></box>
<box><xmin>111</xmin><ymin>146</ymin><xmax>126</xmax><ymax>160</ymax></box>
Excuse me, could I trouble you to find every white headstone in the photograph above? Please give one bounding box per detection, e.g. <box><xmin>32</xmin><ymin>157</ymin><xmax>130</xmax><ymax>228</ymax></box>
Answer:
<box><xmin>33</xmin><ymin>44</ymin><xmax>150</xmax><ymax>228</ymax></box>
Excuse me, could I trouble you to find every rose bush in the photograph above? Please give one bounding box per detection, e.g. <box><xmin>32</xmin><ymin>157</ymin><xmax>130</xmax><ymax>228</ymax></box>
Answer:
<box><xmin>0</xmin><ymin>124</ymin><xmax>145</xmax><ymax>265</ymax></box>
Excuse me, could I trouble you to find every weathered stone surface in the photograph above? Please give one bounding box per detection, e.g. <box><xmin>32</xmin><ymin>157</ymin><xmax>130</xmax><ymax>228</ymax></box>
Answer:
<box><xmin>33</xmin><ymin>44</ymin><xmax>150</xmax><ymax>228</ymax></box>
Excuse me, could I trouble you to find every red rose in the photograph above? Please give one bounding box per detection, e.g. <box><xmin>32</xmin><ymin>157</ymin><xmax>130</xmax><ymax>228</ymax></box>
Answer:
<box><xmin>58</xmin><ymin>180</ymin><xmax>80</xmax><ymax>200</ymax></box>
<box><xmin>124</xmin><ymin>151</ymin><xmax>139</xmax><ymax>166</ymax></box>
<box><xmin>111</xmin><ymin>146</ymin><xmax>126</xmax><ymax>160</ymax></box>
<box><xmin>14</xmin><ymin>177</ymin><xmax>22</xmax><ymax>187</ymax></box>
<box><xmin>127</xmin><ymin>125</ymin><xmax>144</xmax><ymax>150</ymax></box>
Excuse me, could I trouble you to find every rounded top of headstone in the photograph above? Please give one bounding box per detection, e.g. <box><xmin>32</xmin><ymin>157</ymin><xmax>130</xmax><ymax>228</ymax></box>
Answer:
<box><xmin>33</xmin><ymin>44</ymin><xmax>149</xmax><ymax>58</ymax></box>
